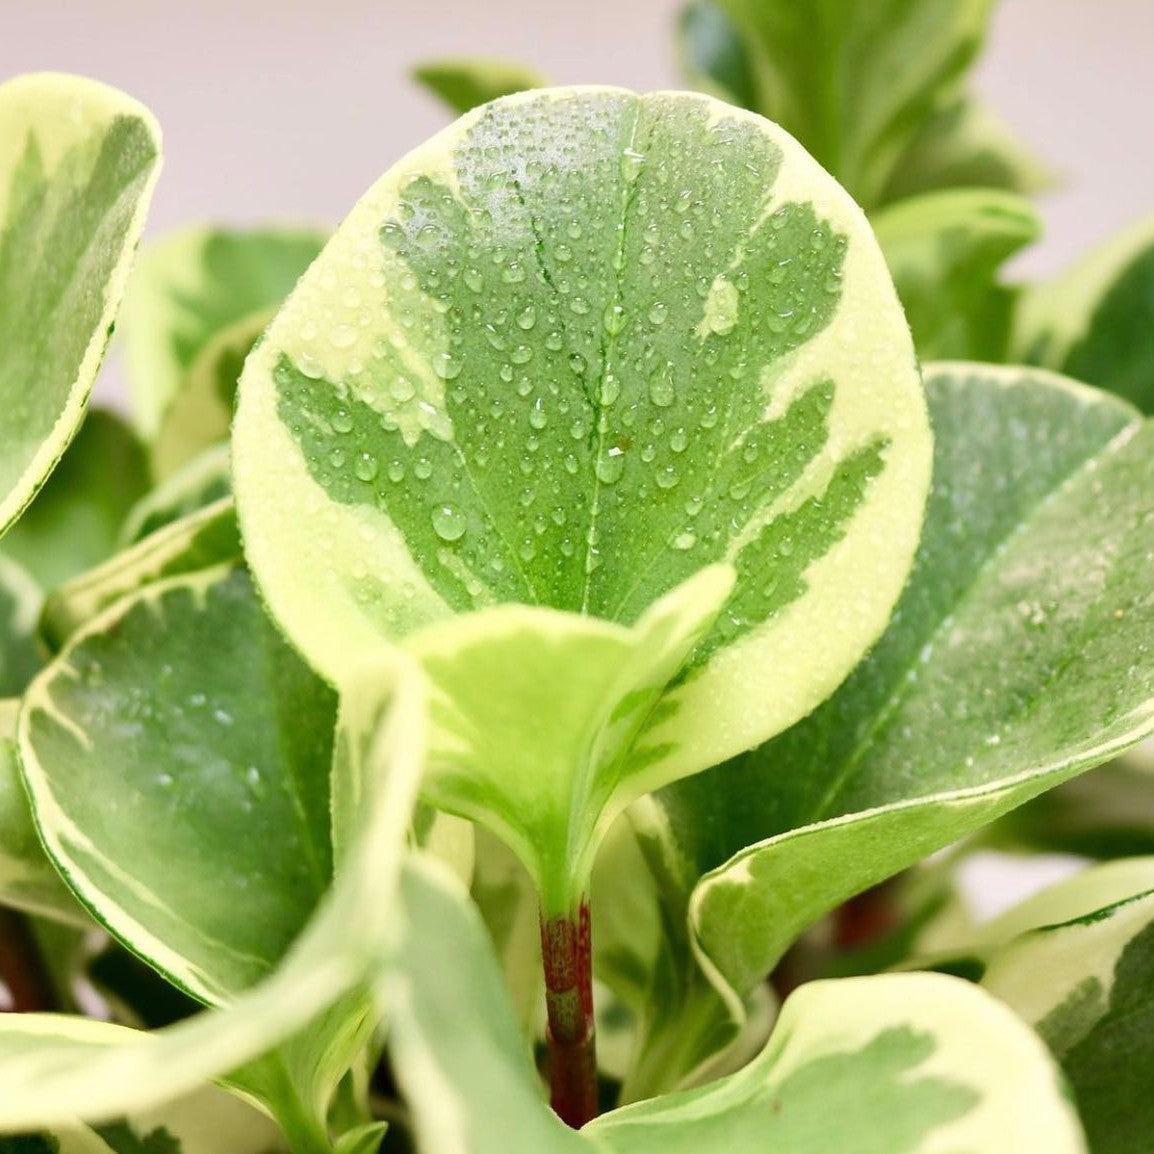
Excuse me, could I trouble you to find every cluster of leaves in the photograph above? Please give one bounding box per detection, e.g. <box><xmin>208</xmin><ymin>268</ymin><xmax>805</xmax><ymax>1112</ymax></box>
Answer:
<box><xmin>0</xmin><ymin>3</ymin><xmax>1154</xmax><ymax>1150</ymax></box>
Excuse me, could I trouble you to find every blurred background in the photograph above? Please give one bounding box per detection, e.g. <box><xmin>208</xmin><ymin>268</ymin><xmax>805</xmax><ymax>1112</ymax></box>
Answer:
<box><xmin>2</xmin><ymin>0</ymin><xmax>1151</xmax><ymax>278</ymax></box>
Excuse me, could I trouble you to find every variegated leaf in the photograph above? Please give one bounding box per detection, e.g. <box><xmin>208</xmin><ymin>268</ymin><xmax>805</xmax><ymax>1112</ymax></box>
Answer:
<box><xmin>234</xmin><ymin>87</ymin><xmax>929</xmax><ymax>911</ymax></box>
<box><xmin>0</xmin><ymin>73</ymin><xmax>160</xmax><ymax>539</ymax></box>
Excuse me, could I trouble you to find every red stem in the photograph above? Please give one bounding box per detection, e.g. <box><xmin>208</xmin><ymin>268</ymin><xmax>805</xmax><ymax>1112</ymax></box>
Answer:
<box><xmin>539</xmin><ymin>899</ymin><xmax>597</xmax><ymax>1128</ymax></box>
<box><xmin>0</xmin><ymin>908</ymin><xmax>57</xmax><ymax>1012</ymax></box>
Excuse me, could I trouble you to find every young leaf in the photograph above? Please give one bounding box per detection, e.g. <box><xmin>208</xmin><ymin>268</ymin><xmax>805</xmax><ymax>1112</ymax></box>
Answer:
<box><xmin>0</xmin><ymin>73</ymin><xmax>161</xmax><ymax>540</ymax></box>
<box><xmin>872</xmin><ymin>189</ymin><xmax>1041</xmax><ymax>361</ymax></box>
<box><xmin>412</xmin><ymin>59</ymin><xmax>548</xmax><ymax>116</ymax></box>
<box><xmin>0</xmin><ymin>660</ymin><xmax>426</xmax><ymax>1137</ymax></box>
<box><xmin>708</xmin><ymin>0</ymin><xmax>996</xmax><ymax>208</ymax></box>
<box><xmin>119</xmin><ymin>227</ymin><xmax>325</xmax><ymax>436</ymax></box>
<box><xmin>1</xmin><ymin>410</ymin><xmax>150</xmax><ymax>591</ymax></box>
<box><xmin>386</xmin><ymin>858</ymin><xmax>1086</xmax><ymax>1154</ymax></box>
<box><xmin>0</xmin><ymin>555</ymin><xmax>41</xmax><ymax>696</ymax></box>
<box><xmin>234</xmin><ymin>88</ymin><xmax>930</xmax><ymax>906</ymax></box>
<box><xmin>151</xmin><ymin>310</ymin><xmax>272</xmax><ymax>481</ymax></box>
<box><xmin>39</xmin><ymin>498</ymin><xmax>240</xmax><ymax>653</ymax></box>
<box><xmin>641</xmin><ymin>362</ymin><xmax>1154</xmax><ymax>1018</ymax></box>
<box><xmin>1015</xmin><ymin>214</ymin><xmax>1154</xmax><ymax>412</ymax></box>
<box><xmin>19</xmin><ymin>564</ymin><xmax>337</xmax><ymax>1003</ymax></box>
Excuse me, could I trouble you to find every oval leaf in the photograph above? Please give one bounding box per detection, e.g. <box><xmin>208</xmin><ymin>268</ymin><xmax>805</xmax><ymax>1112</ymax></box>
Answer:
<box><xmin>234</xmin><ymin>87</ymin><xmax>929</xmax><ymax>795</ymax></box>
<box><xmin>20</xmin><ymin>565</ymin><xmax>336</xmax><ymax>1003</ymax></box>
<box><xmin>640</xmin><ymin>362</ymin><xmax>1154</xmax><ymax>1010</ymax></box>
<box><xmin>0</xmin><ymin>72</ymin><xmax>161</xmax><ymax>539</ymax></box>
<box><xmin>412</xmin><ymin>58</ymin><xmax>548</xmax><ymax>116</ymax></box>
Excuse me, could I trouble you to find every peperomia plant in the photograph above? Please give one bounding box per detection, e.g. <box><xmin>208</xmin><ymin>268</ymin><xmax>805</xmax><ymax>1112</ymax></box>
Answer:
<box><xmin>1</xmin><ymin>23</ymin><xmax>1154</xmax><ymax>1154</ymax></box>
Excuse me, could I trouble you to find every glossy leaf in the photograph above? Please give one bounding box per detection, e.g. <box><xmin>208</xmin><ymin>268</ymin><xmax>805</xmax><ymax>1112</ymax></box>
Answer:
<box><xmin>412</xmin><ymin>59</ymin><xmax>547</xmax><ymax>116</ymax></box>
<box><xmin>925</xmin><ymin>860</ymin><xmax>1154</xmax><ymax>1154</ymax></box>
<box><xmin>120</xmin><ymin>226</ymin><xmax>325</xmax><ymax>435</ymax></box>
<box><xmin>873</xmin><ymin>189</ymin><xmax>1040</xmax><ymax>361</ymax></box>
<box><xmin>20</xmin><ymin>564</ymin><xmax>338</xmax><ymax>1003</ymax></box>
<box><xmin>0</xmin><ymin>659</ymin><xmax>426</xmax><ymax>1139</ymax></box>
<box><xmin>386</xmin><ymin>858</ymin><xmax>1085</xmax><ymax>1154</ymax></box>
<box><xmin>40</xmin><ymin>498</ymin><xmax>240</xmax><ymax>653</ymax></box>
<box><xmin>234</xmin><ymin>88</ymin><xmax>929</xmax><ymax>905</ymax></box>
<box><xmin>1</xmin><ymin>409</ymin><xmax>150</xmax><ymax>591</ymax></box>
<box><xmin>119</xmin><ymin>445</ymin><xmax>232</xmax><ymax>548</ymax></box>
<box><xmin>1015</xmin><ymin>214</ymin><xmax>1154</xmax><ymax>413</ymax></box>
<box><xmin>0</xmin><ymin>554</ymin><xmax>41</xmax><ymax>696</ymax></box>
<box><xmin>642</xmin><ymin>362</ymin><xmax>1154</xmax><ymax>1020</ymax></box>
<box><xmin>0</xmin><ymin>701</ymin><xmax>81</xmax><ymax>924</ymax></box>
<box><xmin>152</xmin><ymin>310</ymin><xmax>270</xmax><ymax>480</ymax></box>
<box><xmin>710</xmin><ymin>0</ymin><xmax>995</xmax><ymax>208</ymax></box>
<box><xmin>0</xmin><ymin>72</ymin><xmax>160</xmax><ymax>539</ymax></box>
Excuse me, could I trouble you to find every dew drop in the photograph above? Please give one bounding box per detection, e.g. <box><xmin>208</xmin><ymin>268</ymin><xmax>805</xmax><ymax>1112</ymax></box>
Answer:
<box><xmin>603</xmin><ymin>303</ymin><xmax>626</xmax><ymax>336</ymax></box>
<box><xmin>431</xmin><ymin>503</ymin><xmax>467</xmax><ymax>542</ymax></box>
<box><xmin>517</xmin><ymin>305</ymin><xmax>537</xmax><ymax>331</ymax></box>
<box><xmin>330</xmin><ymin>325</ymin><xmax>358</xmax><ymax>350</ymax></box>
<box><xmin>464</xmin><ymin>267</ymin><xmax>484</xmax><ymax>292</ymax></box>
<box><xmin>672</xmin><ymin>530</ymin><xmax>696</xmax><ymax>551</ymax></box>
<box><xmin>648</xmin><ymin>302</ymin><xmax>668</xmax><ymax>326</ymax></box>
<box><xmin>331</xmin><ymin>408</ymin><xmax>354</xmax><ymax>434</ymax></box>
<box><xmin>511</xmin><ymin>345</ymin><xmax>534</xmax><ymax>365</ymax></box>
<box><xmin>648</xmin><ymin>362</ymin><xmax>676</xmax><ymax>408</ymax></box>
<box><xmin>596</xmin><ymin>448</ymin><xmax>625</xmax><ymax>485</ymax></box>
<box><xmin>433</xmin><ymin>352</ymin><xmax>463</xmax><ymax>381</ymax></box>
<box><xmin>354</xmin><ymin>452</ymin><xmax>379</xmax><ymax>482</ymax></box>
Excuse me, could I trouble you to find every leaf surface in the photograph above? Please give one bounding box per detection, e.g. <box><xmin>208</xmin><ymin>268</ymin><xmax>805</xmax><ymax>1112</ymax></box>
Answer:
<box><xmin>0</xmin><ymin>73</ymin><xmax>160</xmax><ymax>539</ymax></box>
<box><xmin>642</xmin><ymin>363</ymin><xmax>1154</xmax><ymax>1013</ymax></box>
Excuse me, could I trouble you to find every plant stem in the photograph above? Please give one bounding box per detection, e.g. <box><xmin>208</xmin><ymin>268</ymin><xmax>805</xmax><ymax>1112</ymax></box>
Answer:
<box><xmin>539</xmin><ymin>899</ymin><xmax>597</xmax><ymax>1128</ymax></box>
<box><xmin>0</xmin><ymin>908</ymin><xmax>57</xmax><ymax>1012</ymax></box>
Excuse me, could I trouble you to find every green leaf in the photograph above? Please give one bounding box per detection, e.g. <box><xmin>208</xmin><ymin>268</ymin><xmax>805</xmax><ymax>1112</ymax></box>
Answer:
<box><xmin>675</xmin><ymin>1</ymin><xmax>757</xmax><ymax>110</ymax></box>
<box><xmin>989</xmin><ymin>749</ymin><xmax>1154</xmax><ymax>860</ymax></box>
<box><xmin>872</xmin><ymin>189</ymin><xmax>1041</xmax><ymax>361</ymax></box>
<box><xmin>927</xmin><ymin>859</ymin><xmax>1154</xmax><ymax>1154</ymax></box>
<box><xmin>151</xmin><ymin>311</ymin><xmax>271</xmax><ymax>481</ymax></box>
<box><xmin>385</xmin><ymin>858</ymin><xmax>1086</xmax><ymax>1154</ymax></box>
<box><xmin>1015</xmin><ymin>214</ymin><xmax>1154</xmax><ymax>413</ymax></box>
<box><xmin>119</xmin><ymin>446</ymin><xmax>232</xmax><ymax>548</ymax></box>
<box><xmin>0</xmin><ymin>73</ymin><xmax>161</xmax><ymax>540</ymax></box>
<box><xmin>0</xmin><ymin>556</ymin><xmax>42</xmax><ymax>696</ymax></box>
<box><xmin>882</xmin><ymin>97</ymin><xmax>1056</xmax><ymax>205</ymax></box>
<box><xmin>412</xmin><ymin>59</ymin><xmax>548</xmax><ymax>117</ymax></box>
<box><xmin>642</xmin><ymin>362</ymin><xmax>1154</xmax><ymax>1019</ymax></box>
<box><xmin>0</xmin><ymin>701</ymin><xmax>82</xmax><ymax>925</ymax></box>
<box><xmin>119</xmin><ymin>226</ymin><xmax>325</xmax><ymax>436</ymax></box>
<box><xmin>0</xmin><ymin>660</ymin><xmax>426</xmax><ymax>1139</ymax></box>
<box><xmin>234</xmin><ymin>88</ymin><xmax>929</xmax><ymax>906</ymax></box>
<box><xmin>20</xmin><ymin>564</ymin><xmax>337</xmax><ymax>1003</ymax></box>
<box><xmin>1</xmin><ymin>410</ymin><xmax>150</xmax><ymax>591</ymax></box>
<box><xmin>711</xmin><ymin>0</ymin><xmax>996</xmax><ymax>208</ymax></box>
<box><xmin>40</xmin><ymin>498</ymin><xmax>240</xmax><ymax>653</ymax></box>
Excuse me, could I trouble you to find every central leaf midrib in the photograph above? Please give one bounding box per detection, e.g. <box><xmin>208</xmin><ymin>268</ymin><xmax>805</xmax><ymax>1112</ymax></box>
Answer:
<box><xmin>580</xmin><ymin>99</ymin><xmax>645</xmax><ymax>615</ymax></box>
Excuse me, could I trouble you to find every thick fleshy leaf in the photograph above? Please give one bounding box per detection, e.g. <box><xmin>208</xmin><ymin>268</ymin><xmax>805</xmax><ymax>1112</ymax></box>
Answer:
<box><xmin>710</xmin><ymin>0</ymin><xmax>995</xmax><ymax>208</ymax></box>
<box><xmin>990</xmin><ymin>749</ymin><xmax>1154</xmax><ymax>860</ymax></box>
<box><xmin>120</xmin><ymin>227</ymin><xmax>325</xmax><ymax>435</ymax></box>
<box><xmin>1015</xmin><ymin>214</ymin><xmax>1154</xmax><ymax>413</ymax></box>
<box><xmin>882</xmin><ymin>97</ymin><xmax>1055</xmax><ymax>204</ymax></box>
<box><xmin>675</xmin><ymin>1</ymin><xmax>757</xmax><ymax>110</ymax></box>
<box><xmin>921</xmin><ymin>860</ymin><xmax>1154</xmax><ymax>1154</ymax></box>
<box><xmin>1</xmin><ymin>409</ymin><xmax>149</xmax><ymax>591</ymax></box>
<box><xmin>873</xmin><ymin>189</ymin><xmax>1040</xmax><ymax>361</ymax></box>
<box><xmin>4</xmin><ymin>1083</ymin><xmax>285</xmax><ymax>1154</ymax></box>
<box><xmin>19</xmin><ymin>564</ymin><xmax>337</xmax><ymax>1003</ymax></box>
<box><xmin>385</xmin><ymin>859</ymin><xmax>1085</xmax><ymax>1154</ymax></box>
<box><xmin>234</xmin><ymin>88</ymin><xmax>930</xmax><ymax>899</ymax></box>
<box><xmin>0</xmin><ymin>701</ymin><xmax>81</xmax><ymax>924</ymax></box>
<box><xmin>119</xmin><ymin>445</ymin><xmax>232</xmax><ymax>548</ymax></box>
<box><xmin>152</xmin><ymin>310</ymin><xmax>271</xmax><ymax>481</ymax></box>
<box><xmin>412</xmin><ymin>59</ymin><xmax>547</xmax><ymax>116</ymax></box>
<box><xmin>0</xmin><ymin>554</ymin><xmax>41</xmax><ymax>695</ymax></box>
<box><xmin>40</xmin><ymin>498</ymin><xmax>239</xmax><ymax>653</ymax></box>
<box><xmin>0</xmin><ymin>660</ymin><xmax>426</xmax><ymax>1139</ymax></box>
<box><xmin>0</xmin><ymin>73</ymin><xmax>160</xmax><ymax>539</ymax></box>
<box><xmin>641</xmin><ymin>362</ymin><xmax>1154</xmax><ymax>1014</ymax></box>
